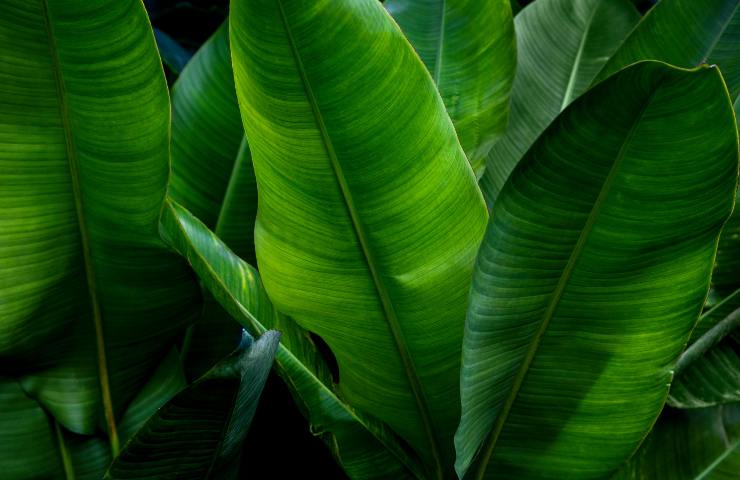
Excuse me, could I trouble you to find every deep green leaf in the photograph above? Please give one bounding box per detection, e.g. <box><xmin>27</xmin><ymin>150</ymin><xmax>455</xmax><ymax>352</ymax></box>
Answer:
<box><xmin>612</xmin><ymin>405</ymin><xmax>740</xmax><ymax>479</ymax></box>
<box><xmin>0</xmin><ymin>0</ymin><xmax>198</xmax><ymax>452</ymax></box>
<box><xmin>385</xmin><ymin>0</ymin><xmax>516</xmax><ymax>176</ymax></box>
<box><xmin>480</xmin><ymin>0</ymin><xmax>640</xmax><ymax>208</ymax></box>
<box><xmin>669</xmin><ymin>289</ymin><xmax>740</xmax><ymax>408</ymax></box>
<box><xmin>457</xmin><ymin>61</ymin><xmax>738</xmax><ymax>479</ymax></box>
<box><xmin>106</xmin><ymin>330</ymin><xmax>279</xmax><ymax>479</ymax></box>
<box><xmin>160</xmin><ymin>199</ymin><xmax>424</xmax><ymax>479</ymax></box>
<box><xmin>230</xmin><ymin>0</ymin><xmax>488</xmax><ymax>476</ymax></box>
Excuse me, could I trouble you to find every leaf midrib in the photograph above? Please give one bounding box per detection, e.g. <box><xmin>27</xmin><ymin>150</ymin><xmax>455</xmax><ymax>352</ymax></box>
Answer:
<box><xmin>474</xmin><ymin>79</ymin><xmax>663</xmax><ymax>479</ymax></box>
<box><xmin>273</xmin><ymin>2</ymin><xmax>443</xmax><ymax>478</ymax></box>
<box><xmin>700</xmin><ymin>1</ymin><xmax>739</xmax><ymax>65</ymax></box>
<box><xmin>560</xmin><ymin>2</ymin><xmax>600</xmax><ymax>110</ymax></box>
<box><xmin>432</xmin><ymin>0</ymin><xmax>446</xmax><ymax>85</ymax></box>
<box><xmin>40</xmin><ymin>0</ymin><xmax>118</xmax><ymax>455</ymax></box>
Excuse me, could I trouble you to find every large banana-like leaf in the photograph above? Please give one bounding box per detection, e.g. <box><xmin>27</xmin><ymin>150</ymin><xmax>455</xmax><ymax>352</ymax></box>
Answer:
<box><xmin>160</xmin><ymin>199</ymin><xmax>425</xmax><ymax>479</ymax></box>
<box><xmin>668</xmin><ymin>289</ymin><xmax>740</xmax><ymax>408</ymax></box>
<box><xmin>480</xmin><ymin>0</ymin><xmax>640</xmax><ymax>208</ymax></box>
<box><xmin>0</xmin><ymin>0</ymin><xmax>198</xmax><ymax>453</ymax></box>
<box><xmin>456</xmin><ymin>61</ymin><xmax>738</xmax><ymax>479</ymax></box>
<box><xmin>230</xmin><ymin>0</ymin><xmax>488</xmax><ymax>476</ymax></box>
<box><xmin>0</xmin><ymin>349</ymin><xmax>186</xmax><ymax>479</ymax></box>
<box><xmin>106</xmin><ymin>331</ymin><xmax>279</xmax><ymax>479</ymax></box>
<box><xmin>385</xmin><ymin>0</ymin><xmax>516</xmax><ymax>177</ymax></box>
<box><xmin>612</xmin><ymin>405</ymin><xmax>740</xmax><ymax>479</ymax></box>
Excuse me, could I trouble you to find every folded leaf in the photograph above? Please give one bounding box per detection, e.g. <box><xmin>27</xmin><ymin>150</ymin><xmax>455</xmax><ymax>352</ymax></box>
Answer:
<box><xmin>481</xmin><ymin>0</ymin><xmax>640</xmax><ymax>208</ymax></box>
<box><xmin>0</xmin><ymin>0</ymin><xmax>198</xmax><ymax>452</ymax></box>
<box><xmin>612</xmin><ymin>405</ymin><xmax>740</xmax><ymax>479</ymax></box>
<box><xmin>385</xmin><ymin>0</ymin><xmax>516</xmax><ymax>176</ymax></box>
<box><xmin>106</xmin><ymin>331</ymin><xmax>279</xmax><ymax>479</ymax></box>
<box><xmin>160</xmin><ymin>199</ymin><xmax>424</xmax><ymax>479</ymax></box>
<box><xmin>456</xmin><ymin>61</ymin><xmax>738</xmax><ymax>479</ymax></box>
<box><xmin>230</xmin><ymin>0</ymin><xmax>488</xmax><ymax>476</ymax></box>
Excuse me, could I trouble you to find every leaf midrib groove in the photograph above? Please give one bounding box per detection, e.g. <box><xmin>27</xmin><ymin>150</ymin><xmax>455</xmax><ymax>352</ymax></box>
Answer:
<box><xmin>474</xmin><ymin>77</ymin><xmax>664</xmax><ymax>479</ymax></box>
<box><xmin>700</xmin><ymin>1</ymin><xmax>739</xmax><ymax>65</ymax></box>
<box><xmin>432</xmin><ymin>0</ymin><xmax>446</xmax><ymax>85</ymax></box>
<box><xmin>273</xmin><ymin>2</ymin><xmax>443</xmax><ymax>478</ymax></box>
<box><xmin>40</xmin><ymin>0</ymin><xmax>119</xmax><ymax>456</ymax></box>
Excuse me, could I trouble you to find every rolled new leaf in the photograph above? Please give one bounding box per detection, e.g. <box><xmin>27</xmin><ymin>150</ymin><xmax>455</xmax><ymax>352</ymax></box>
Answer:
<box><xmin>480</xmin><ymin>0</ymin><xmax>640</xmax><ymax>208</ymax></box>
<box><xmin>0</xmin><ymin>0</ymin><xmax>198</xmax><ymax>453</ymax></box>
<box><xmin>385</xmin><ymin>0</ymin><xmax>516</xmax><ymax>176</ymax></box>
<box><xmin>611</xmin><ymin>405</ymin><xmax>740</xmax><ymax>479</ymax></box>
<box><xmin>457</xmin><ymin>61</ymin><xmax>738</xmax><ymax>479</ymax></box>
<box><xmin>106</xmin><ymin>331</ymin><xmax>280</xmax><ymax>479</ymax></box>
<box><xmin>230</xmin><ymin>0</ymin><xmax>488</xmax><ymax>476</ymax></box>
<box><xmin>160</xmin><ymin>199</ymin><xmax>424</xmax><ymax>479</ymax></box>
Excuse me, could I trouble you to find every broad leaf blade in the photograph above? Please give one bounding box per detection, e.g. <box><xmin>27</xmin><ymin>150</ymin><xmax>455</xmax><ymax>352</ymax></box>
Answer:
<box><xmin>106</xmin><ymin>331</ymin><xmax>280</xmax><ymax>479</ymax></box>
<box><xmin>480</xmin><ymin>0</ymin><xmax>640</xmax><ymax>208</ymax></box>
<box><xmin>612</xmin><ymin>405</ymin><xmax>740</xmax><ymax>479</ymax></box>
<box><xmin>457</xmin><ymin>61</ymin><xmax>738</xmax><ymax>479</ymax></box>
<box><xmin>230</xmin><ymin>0</ymin><xmax>488</xmax><ymax>475</ymax></box>
<box><xmin>160</xmin><ymin>199</ymin><xmax>424</xmax><ymax>479</ymax></box>
<box><xmin>385</xmin><ymin>0</ymin><xmax>516</xmax><ymax>176</ymax></box>
<box><xmin>0</xmin><ymin>0</ymin><xmax>197</xmax><ymax>448</ymax></box>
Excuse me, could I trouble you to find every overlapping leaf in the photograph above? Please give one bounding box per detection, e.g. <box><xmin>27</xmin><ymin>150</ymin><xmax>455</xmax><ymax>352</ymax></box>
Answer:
<box><xmin>0</xmin><ymin>0</ymin><xmax>197</xmax><ymax>457</ymax></box>
<box><xmin>385</xmin><ymin>0</ymin><xmax>516</xmax><ymax>176</ymax></box>
<box><xmin>612</xmin><ymin>405</ymin><xmax>740</xmax><ymax>479</ymax></box>
<box><xmin>106</xmin><ymin>331</ymin><xmax>279</xmax><ymax>479</ymax></box>
<box><xmin>480</xmin><ymin>0</ymin><xmax>640</xmax><ymax>207</ymax></box>
<box><xmin>456</xmin><ymin>61</ymin><xmax>738</xmax><ymax>479</ymax></box>
<box><xmin>230</xmin><ymin>0</ymin><xmax>488</xmax><ymax>475</ymax></box>
<box><xmin>160</xmin><ymin>199</ymin><xmax>424</xmax><ymax>479</ymax></box>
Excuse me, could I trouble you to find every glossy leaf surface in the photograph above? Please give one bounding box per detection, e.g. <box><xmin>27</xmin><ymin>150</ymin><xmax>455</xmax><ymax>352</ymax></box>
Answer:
<box><xmin>230</xmin><ymin>0</ymin><xmax>488</xmax><ymax>476</ymax></box>
<box><xmin>457</xmin><ymin>62</ymin><xmax>738</xmax><ymax>479</ymax></box>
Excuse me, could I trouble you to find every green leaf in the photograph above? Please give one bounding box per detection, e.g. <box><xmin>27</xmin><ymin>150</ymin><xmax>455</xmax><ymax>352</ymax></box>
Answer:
<box><xmin>0</xmin><ymin>349</ymin><xmax>187</xmax><ymax>479</ymax></box>
<box><xmin>612</xmin><ymin>405</ymin><xmax>740</xmax><ymax>479</ymax></box>
<box><xmin>168</xmin><ymin>21</ymin><xmax>250</xmax><ymax>239</ymax></box>
<box><xmin>456</xmin><ymin>61</ymin><xmax>738</xmax><ymax>479</ymax></box>
<box><xmin>0</xmin><ymin>0</ymin><xmax>198</xmax><ymax>453</ymax></box>
<box><xmin>597</xmin><ymin>0</ymin><xmax>740</xmax><ymax>100</ymax></box>
<box><xmin>385</xmin><ymin>0</ymin><xmax>516</xmax><ymax>176</ymax></box>
<box><xmin>230</xmin><ymin>0</ymin><xmax>488</xmax><ymax>476</ymax></box>
<box><xmin>480</xmin><ymin>0</ymin><xmax>640</xmax><ymax>208</ymax></box>
<box><xmin>167</xmin><ymin>20</ymin><xmax>258</xmax><ymax>381</ymax></box>
<box><xmin>668</xmin><ymin>289</ymin><xmax>740</xmax><ymax>408</ymax></box>
<box><xmin>160</xmin><ymin>199</ymin><xmax>425</xmax><ymax>479</ymax></box>
<box><xmin>594</xmin><ymin>0</ymin><xmax>740</xmax><ymax>290</ymax></box>
<box><xmin>106</xmin><ymin>330</ymin><xmax>279</xmax><ymax>479</ymax></box>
